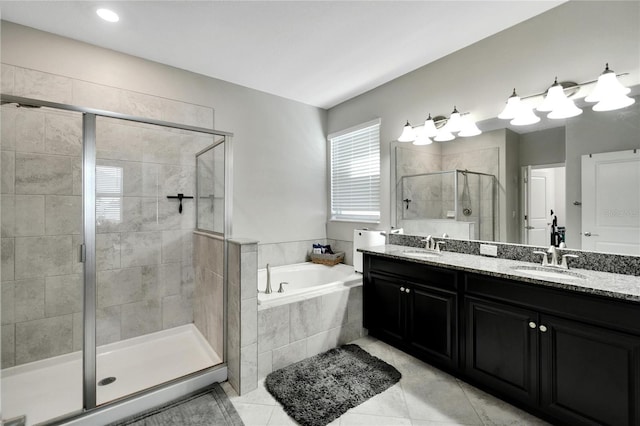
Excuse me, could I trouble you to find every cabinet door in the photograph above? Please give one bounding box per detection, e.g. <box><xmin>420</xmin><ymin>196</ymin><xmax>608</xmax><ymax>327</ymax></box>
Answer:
<box><xmin>540</xmin><ymin>315</ymin><xmax>640</xmax><ymax>426</ymax></box>
<box><xmin>365</xmin><ymin>272</ymin><xmax>406</xmax><ymax>345</ymax></box>
<box><xmin>464</xmin><ymin>297</ymin><xmax>538</xmax><ymax>406</ymax></box>
<box><xmin>407</xmin><ymin>283</ymin><xmax>457</xmax><ymax>368</ymax></box>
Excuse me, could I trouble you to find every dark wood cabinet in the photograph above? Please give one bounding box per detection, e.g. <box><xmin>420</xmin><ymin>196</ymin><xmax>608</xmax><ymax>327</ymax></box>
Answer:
<box><xmin>464</xmin><ymin>273</ymin><xmax>640</xmax><ymax>426</ymax></box>
<box><xmin>464</xmin><ymin>296</ymin><xmax>538</xmax><ymax>407</ymax></box>
<box><xmin>364</xmin><ymin>257</ymin><xmax>458</xmax><ymax>369</ymax></box>
<box><xmin>363</xmin><ymin>253</ymin><xmax>640</xmax><ymax>426</ymax></box>
<box><xmin>539</xmin><ymin>314</ymin><xmax>640</xmax><ymax>426</ymax></box>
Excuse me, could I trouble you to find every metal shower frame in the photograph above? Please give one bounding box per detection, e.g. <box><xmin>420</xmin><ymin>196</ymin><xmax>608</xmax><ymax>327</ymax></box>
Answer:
<box><xmin>1</xmin><ymin>94</ymin><xmax>233</xmax><ymax>422</ymax></box>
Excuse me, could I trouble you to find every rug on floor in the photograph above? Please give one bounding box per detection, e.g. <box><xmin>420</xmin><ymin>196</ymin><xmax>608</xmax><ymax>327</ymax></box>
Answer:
<box><xmin>265</xmin><ymin>343</ymin><xmax>402</xmax><ymax>426</ymax></box>
<box><xmin>108</xmin><ymin>383</ymin><xmax>243</xmax><ymax>426</ymax></box>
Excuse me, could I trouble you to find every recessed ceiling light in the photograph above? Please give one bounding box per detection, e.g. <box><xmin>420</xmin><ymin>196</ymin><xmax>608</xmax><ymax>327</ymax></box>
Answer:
<box><xmin>97</xmin><ymin>8</ymin><xmax>119</xmax><ymax>23</ymax></box>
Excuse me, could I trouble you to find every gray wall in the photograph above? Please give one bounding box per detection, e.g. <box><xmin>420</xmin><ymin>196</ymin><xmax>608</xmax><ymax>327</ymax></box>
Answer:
<box><xmin>518</xmin><ymin>127</ymin><xmax>565</xmax><ymax>167</ymax></box>
<box><xmin>0</xmin><ymin>21</ymin><xmax>328</xmax><ymax>246</ymax></box>
<box><xmin>326</xmin><ymin>1</ymin><xmax>640</xmax><ymax>242</ymax></box>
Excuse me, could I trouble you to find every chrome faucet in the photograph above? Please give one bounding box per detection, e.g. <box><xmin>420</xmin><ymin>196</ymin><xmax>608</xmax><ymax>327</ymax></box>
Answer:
<box><xmin>265</xmin><ymin>264</ymin><xmax>273</xmax><ymax>294</ymax></box>
<box><xmin>533</xmin><ymin>246</ymin><xmax>579</xmax><ymax>269</ymax></box>
<box><xmin>421</xmin><ymin>235</ymin><xmax>435</xmax><ymax>250</ymax></box>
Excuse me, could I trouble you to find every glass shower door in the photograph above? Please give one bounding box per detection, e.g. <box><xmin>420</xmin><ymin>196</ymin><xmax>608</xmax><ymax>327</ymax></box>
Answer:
<box><xmin>93</xmin><ymin>116</ymin><xmax>220</xmax><ymax>405</ymax></box>
<box><xmin>1</xmin><ymin>104</ymin><xmax>85</xmax><ymax>424</ymax></box>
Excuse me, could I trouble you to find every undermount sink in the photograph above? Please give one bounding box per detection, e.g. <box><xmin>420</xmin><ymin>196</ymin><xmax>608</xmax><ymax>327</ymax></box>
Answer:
<box><xmin>401</xmin><ymin>250</ymin><xmax>442</xmax><ymax>259</ymax></box>
<box><xmin>510</xmin><ymin>265</ymin><xmax>586</xmax><ymax>280</ymax></box>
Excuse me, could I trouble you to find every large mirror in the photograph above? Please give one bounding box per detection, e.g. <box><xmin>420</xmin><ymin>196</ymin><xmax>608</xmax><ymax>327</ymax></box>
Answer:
<box><xmin>391</xmin><ymin>89</ymin><xmax>640</xmax><ymax>256</ymax></box>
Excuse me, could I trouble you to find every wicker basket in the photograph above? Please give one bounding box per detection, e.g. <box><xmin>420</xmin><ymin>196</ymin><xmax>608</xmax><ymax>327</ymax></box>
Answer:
<box><xmin>310</xmin><ymin>251</ymin><xmax>345</xmax><ymax>266</ymax></box>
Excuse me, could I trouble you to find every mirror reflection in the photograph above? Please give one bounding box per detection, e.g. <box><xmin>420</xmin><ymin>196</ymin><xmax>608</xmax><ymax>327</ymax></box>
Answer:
<box><xmin>392</xmin><ymin>91</ymin><xmax>640</xmax><ymax>256</ymax></box>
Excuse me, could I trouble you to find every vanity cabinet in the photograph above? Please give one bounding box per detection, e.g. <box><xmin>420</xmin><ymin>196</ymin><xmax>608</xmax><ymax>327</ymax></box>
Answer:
<box><xmin>465</xmin><ymin>273</ymin><xmax>640</xmax><ymax>426</ymax></box>
<box><xmin>364</xmin><ymin>256</ymin><xmax>458</xmax><ymax>369</ymax></box>
<box><xmin>362</xmin><ymin>252</ymin><xmax>640</xmax><ymax>426</ymax></box>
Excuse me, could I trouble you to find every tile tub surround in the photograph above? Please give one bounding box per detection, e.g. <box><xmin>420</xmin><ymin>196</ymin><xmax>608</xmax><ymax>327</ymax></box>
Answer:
<box><xmin>1</xmin><ymin>67</ymin><xmax>215</xmax><ymax>368</ymax></box>
<box><xmin>228</xmin><ymin>239</ymin><xmax>259</xmax><ymax>396</ymax></box>
<box><xmin>360</xmin><ymin>244</ymin><xmax>640</xmax><ymax>302</ymax></box>
<box><xmin>388</xmin><ymin>233</ymin><xmax>640</xmax><ymax>276</ymax></box>
<box><xmin>257</xmin><ymin>284</ymin><xmax>364</xmax><ymax>380</ymax></box>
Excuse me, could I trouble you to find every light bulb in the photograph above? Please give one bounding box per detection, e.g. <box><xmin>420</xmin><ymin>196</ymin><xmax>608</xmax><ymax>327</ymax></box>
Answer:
<box><xmin>458</xmin><ymin>115</ymin><xmax>482</xmax><ymax>137</ymax></box>
<box><xmin>443</xmin><ymin>106</ymin><xmax>462</xmax><ymax>133</ymax></box>
<box><xmin>423</xmin><ymin>114</ymin><xmax>439</xmax><ymax>137</ymax></box>
<box><xmin>585</xmin><ymin>63</ymin><xmax>631</xmax><ymax>103</ymax></box>
<box><xmin>510</xmin><ymin>103</ymin><xmax>540</xmax><ymax>126</ymax></box>
<box><xmin>537</xmin><ymin>79</ymin><xmax>566</xmax><ymax>112</ymax></box>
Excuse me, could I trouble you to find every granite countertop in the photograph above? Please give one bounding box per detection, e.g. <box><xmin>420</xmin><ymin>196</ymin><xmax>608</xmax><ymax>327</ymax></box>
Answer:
<box><xmin>359</xmin><ymin>244</ymin><xmax>640</xmax><ymax>303</ymax></box>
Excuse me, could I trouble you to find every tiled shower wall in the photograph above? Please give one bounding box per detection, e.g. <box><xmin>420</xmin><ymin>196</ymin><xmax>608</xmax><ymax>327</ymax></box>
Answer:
<box><xmin>1</xmin><ymin>65</ymin><xmax>214</xmax><ymax>368</ymax></box>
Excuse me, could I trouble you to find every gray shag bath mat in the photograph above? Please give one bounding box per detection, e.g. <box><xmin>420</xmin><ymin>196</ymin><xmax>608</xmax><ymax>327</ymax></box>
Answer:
<box><xmin>265</xmin><ymin>344</ymin><xmax>401</xmax><ymax>426</ymax></box>
<box><xmin>108</xmin><ymin>383</ymin><xmax>243</xmax><ymax>426</ymax></box>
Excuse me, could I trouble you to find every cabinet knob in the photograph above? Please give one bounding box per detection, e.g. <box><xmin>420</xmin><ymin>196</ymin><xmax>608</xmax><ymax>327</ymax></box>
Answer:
<box><xmin>528</xmin><ymin>321</ymin><xmax>537</xmax><ymax>329</ymax></box>
<box><xmin>405</xmin><ymin>288</ymin><xmax>410</xmax><ymax>294</ymax></box>
<box><xmin>539</xmin><ymin>325</ymin><xmax>548</xmax><ymax>333</ymax></box>
<box><xmin>400</xmin><ymin>287</ymin><xmax>405</xmax><ymax>292</ymax></box>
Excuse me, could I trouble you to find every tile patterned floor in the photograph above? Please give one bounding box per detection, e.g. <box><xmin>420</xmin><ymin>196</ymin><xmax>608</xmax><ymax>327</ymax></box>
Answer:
<box><xmin>221</xmin><ymin>336</ymin><xmax>550</xmax><ymax>426</ymax></box>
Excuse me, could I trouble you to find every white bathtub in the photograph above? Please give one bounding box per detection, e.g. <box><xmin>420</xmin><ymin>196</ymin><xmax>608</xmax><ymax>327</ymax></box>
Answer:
<box><xmin>257</xmin><ymin>262</ymin><xmax>362</xmax><ymax>309</ymax></box>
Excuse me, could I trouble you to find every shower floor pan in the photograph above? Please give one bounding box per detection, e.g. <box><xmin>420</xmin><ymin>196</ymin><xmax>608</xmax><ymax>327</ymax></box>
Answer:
<box><xmin>2</xmin><ymin>324</ymin><xmax>221</xmax><ymax>426</ymax></box>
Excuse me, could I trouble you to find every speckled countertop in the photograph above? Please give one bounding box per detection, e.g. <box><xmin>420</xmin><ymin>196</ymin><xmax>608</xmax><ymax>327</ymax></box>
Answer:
<box><xmin>359</xmin><ymin>245</ymin><xmax>640</xmax><ymax>303</ymax></box>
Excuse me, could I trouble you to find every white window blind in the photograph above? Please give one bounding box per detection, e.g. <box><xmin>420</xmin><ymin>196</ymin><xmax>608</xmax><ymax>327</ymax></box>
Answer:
<box><xmin>329</xmin><ymin>119</ymin><xmax>380</xmax><ymax>222</ymax></box>
<box><xmin>96</xmin><ymin>165</ymin><xmax>123</xmax><ymax>222</ymax></box>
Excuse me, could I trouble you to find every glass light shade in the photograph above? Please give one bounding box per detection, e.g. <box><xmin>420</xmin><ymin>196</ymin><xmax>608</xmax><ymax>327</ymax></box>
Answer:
<box><xmin>412</xmin><ymin>127</ymin><xmax>433</xmax><ymax>145</ymax></box>
<box><xmin>547</xmin><ymin>99</ymin><xmax>582</xmax><ymax>119</ymax></box>
<box><xmin>398</xmin><ymin>121</ymin><xmax>416</xmax><ymax>142</ymax></box>
<box><xmin>458</xmin><ymin>115</ymin><xmax>482</xmax><ymax>137</ymax></box>
<box><xmin>443</xmin><ymin>107</ymin><xmax>462</xmax><ymax>133</ymax></box>
<box><xmin>498</xmin><ymin>94</ymin><xmax>521</xmax><ymax>120</ymax></box>
<box><xmin>585</xmin><ymin>65</ymin><xmax>631</xmax><ymax>103</ymax></box>
<box><xmin>537</xmin><ymin>82</ymin><xmax>567</xmax><ymax>112</ymax></box>
<box><xmin>423</xmin><ymin>115</ymin><xmax>439</xmax><ymax>137</ymax></box>
<box><xmin>593</xmin><ymin>93</ymin><xmax>635</xmax><ymax>111</ymax></box>
<box><xmin>510</xmin><ymin>103</ymin><xmax>540</xmax><ymax>126</ymax></box>
<box><xmin>434</xmin><ymin>129</ymin><xmax>455</xmax><ymax>142</ymax></box>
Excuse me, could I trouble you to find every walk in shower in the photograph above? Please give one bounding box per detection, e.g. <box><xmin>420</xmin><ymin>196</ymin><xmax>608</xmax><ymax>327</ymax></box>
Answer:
<box><xmin>396</xmin><ymin>169</ymin><xmax>497</xmax><ymax>240</ymax></box>
<box><xmin>1</xmin><ymin>95</ymin><xmax>231</xmax><ymax>425</ymax></box>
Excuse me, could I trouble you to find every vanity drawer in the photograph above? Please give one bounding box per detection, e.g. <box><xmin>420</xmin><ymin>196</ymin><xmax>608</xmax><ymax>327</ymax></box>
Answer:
<box><xmin>465</xmin><ymin>272</ymin><xmax>640</xmax><ymax>336</ymax></box>
<box><xmin>365</xmin><ymin>254</ymin><xmax>458</xmax><ymax>291</ymax></box>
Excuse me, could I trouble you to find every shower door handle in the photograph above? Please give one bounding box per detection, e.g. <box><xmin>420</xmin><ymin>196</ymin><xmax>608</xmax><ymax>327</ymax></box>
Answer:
<box><xmin>79</xmin><ymin>244</ymin><xmax>86</xmax><ymax>263</ymax></box>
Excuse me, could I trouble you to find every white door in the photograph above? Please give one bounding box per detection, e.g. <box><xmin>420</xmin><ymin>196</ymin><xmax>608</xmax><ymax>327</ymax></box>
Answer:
<box><xmin>582</xmin><ymin>150</ymin><xmax>640</xmax><ymax>255</ymax></box>
<box><xmin>527</xmin><ymin>168</ymin><xmax>552</xmax><ymax>246</ymax></box>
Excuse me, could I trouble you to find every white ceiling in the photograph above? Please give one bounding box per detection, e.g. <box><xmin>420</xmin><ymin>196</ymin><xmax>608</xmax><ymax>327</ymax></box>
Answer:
<box><xmin>0</xmin><ymin>1</ymin><xmax>564</xmax><ymax>109</ymax></box>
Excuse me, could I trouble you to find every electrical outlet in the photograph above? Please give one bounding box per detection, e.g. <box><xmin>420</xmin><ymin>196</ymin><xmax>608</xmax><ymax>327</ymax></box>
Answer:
<box><xmin>480</xmin><ymin>244</ymin><xmax>498</xmax><ymax>257</ymax></box>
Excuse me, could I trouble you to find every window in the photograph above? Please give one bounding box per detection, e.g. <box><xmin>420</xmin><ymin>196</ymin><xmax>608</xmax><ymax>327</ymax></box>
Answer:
<box><xmin>329</xmin><ymin>119</ymin><xmax>380</xmax><ymax>222</ymax></box>
<box><xmin>96</xmin><ymin>165</ymin><xmax>123</xmax><ymax>223</ymax></box>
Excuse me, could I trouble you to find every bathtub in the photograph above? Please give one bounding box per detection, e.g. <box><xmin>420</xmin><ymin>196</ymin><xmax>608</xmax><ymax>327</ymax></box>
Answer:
<box><xmin>257</xmin><ymin>262</ymin><xmax>362</xmax><ymax>309</ymax></box>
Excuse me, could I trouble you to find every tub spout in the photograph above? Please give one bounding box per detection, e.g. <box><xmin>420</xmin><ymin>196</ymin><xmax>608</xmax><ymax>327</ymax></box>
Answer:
<box><xmin>265</xmin><ymin>264</ymin><xmax>273</xmax><ymax>294</ymax></box>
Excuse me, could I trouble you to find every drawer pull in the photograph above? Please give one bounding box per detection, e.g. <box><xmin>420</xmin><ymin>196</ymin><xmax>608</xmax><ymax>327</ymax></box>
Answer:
<box><xmin>539</xmin><ymin>325</ymin><xmax>548</xmax><ymax>333</ymax></box>
<box><xmin>400</xmin><ymin>287</ymin><xmax>405</xmax><ymax>292</ymax></box>
<box><xmin>528</xmin><ymin>321</ymin><xmax>537</xmax><ymax>329</ymax></box>
<box><xmin>405</xmin><ymin>288</ymin><xmax>410</xmax><ymax>294</ymax></box>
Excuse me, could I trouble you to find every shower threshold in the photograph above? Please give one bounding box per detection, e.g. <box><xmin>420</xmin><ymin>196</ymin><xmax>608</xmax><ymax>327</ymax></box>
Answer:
<box><xmin>1</xmin><ymin>324</ymin><xmax>221</xmax><ymax>426</ymax></box>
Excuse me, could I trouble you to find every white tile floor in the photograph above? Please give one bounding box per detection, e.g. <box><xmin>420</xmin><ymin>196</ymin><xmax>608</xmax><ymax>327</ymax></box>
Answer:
<box><xmin>222</xmin><ymin>336</ymin><xmax>550</xmax><ymax>426</ymax></box>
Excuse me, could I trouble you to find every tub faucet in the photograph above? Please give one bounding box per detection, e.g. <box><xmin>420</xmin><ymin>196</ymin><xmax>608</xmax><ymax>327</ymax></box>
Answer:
<box><xmin>265</xmin><ymin>264</ymin><xmax>273</xmax><ymax>294</ymax></box>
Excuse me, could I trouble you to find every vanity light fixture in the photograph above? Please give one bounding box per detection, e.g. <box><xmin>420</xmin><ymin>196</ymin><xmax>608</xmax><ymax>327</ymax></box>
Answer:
<box><xmin>396</xmin><ymin>109</ymin><xmax>481</xmax><ymax>144</ymax></box>
<box><xmin>586</xmin><ymin>63</ymin><xmax>636</xmax><ymax>111</ymax></box>
<box><xmin>497</xmin><ymin>89</ymin><xmax>521</xmax><ymax>120</ymax></box>
<box><xmin>458</xmin><ymin>114</ymin><xmax>482</xmax><ymax>137</ymax></box>
<box><xmin>398</xmin><ymin>121</ymin><xmax>417</xmax><ymax>142</ymax></box>
<box><xmin>442</xmin><ymin>106</ymin><xmax>462</xmax><ymax>133</ymax></box>
<box><xmin>423</xmin><ymin>114</ymin><xmax>439</xmax><ymax>137</ymax></box>
<box><xmin>538</xmin><ymin>78</ymin><xmax>583</xmax><ymax>119</ymax></box>
<box><xmin>412</xmin><ymin>126</ymin><xmax>433</xmax><ymax>146</ymax></box>
<box><xmin>499</xmin><ymin>63</ymin><xmax>633</xmax><ymax>125</ymax></box>
<box><xmin>97</xmin><ymin>8</ymin><xmax>120</xmax><ymax>22</ymax></box>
